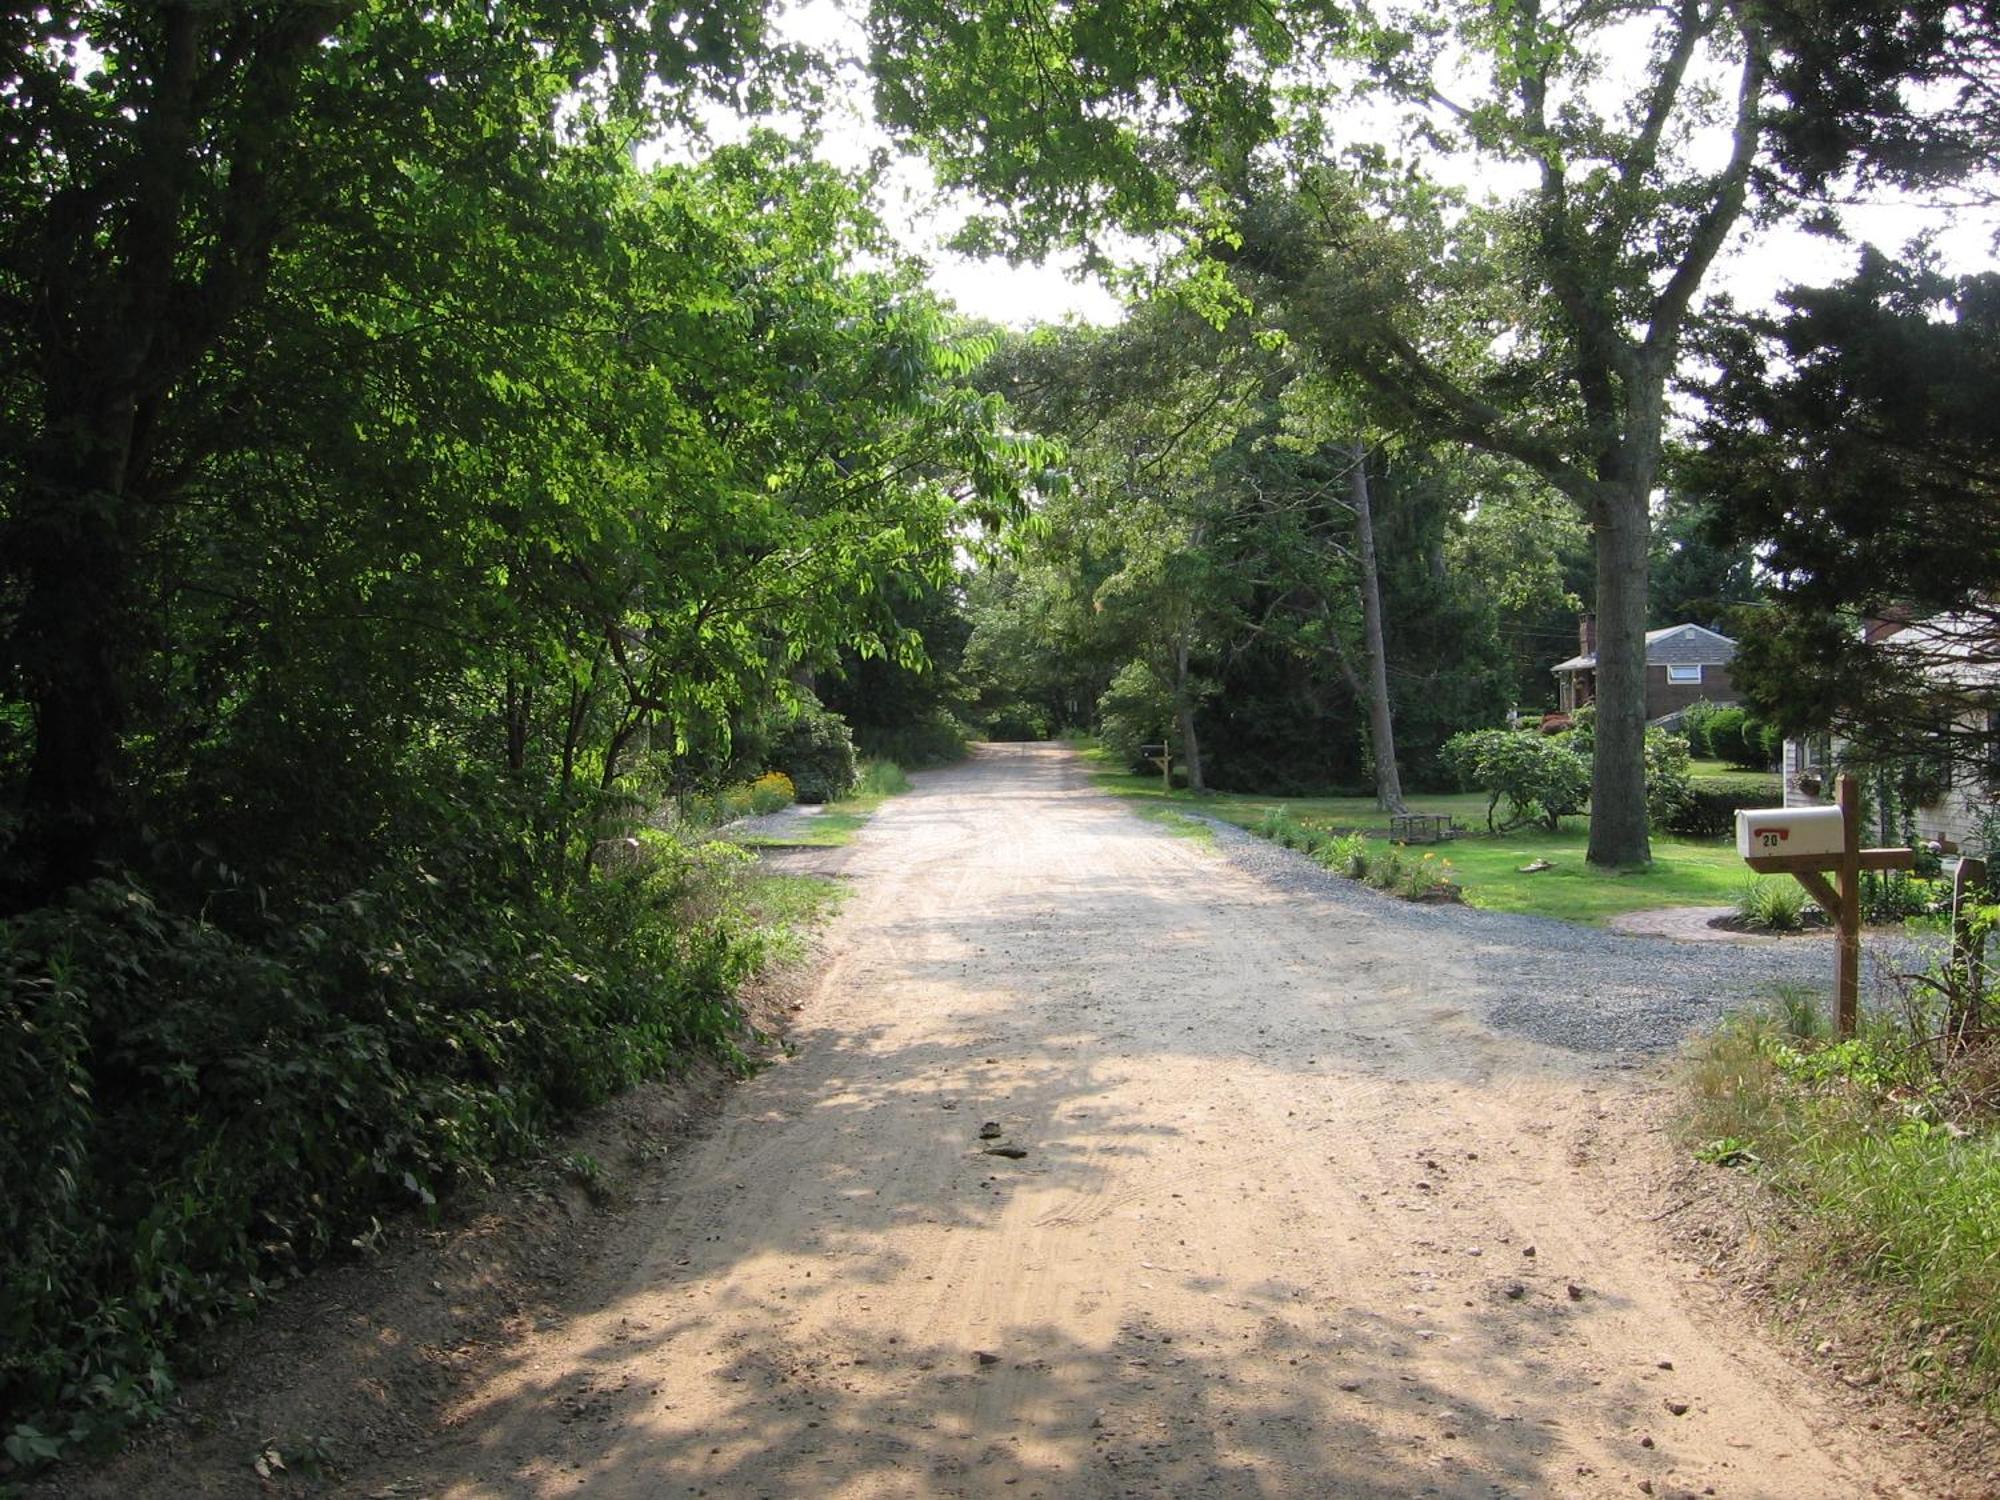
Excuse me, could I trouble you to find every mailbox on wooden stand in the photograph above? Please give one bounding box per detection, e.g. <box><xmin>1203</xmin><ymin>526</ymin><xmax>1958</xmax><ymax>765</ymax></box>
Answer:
<box><xmin>1736</xmin><ymin>773</ymin><xmax>1913</xmax><ymax>1037</ymax></box>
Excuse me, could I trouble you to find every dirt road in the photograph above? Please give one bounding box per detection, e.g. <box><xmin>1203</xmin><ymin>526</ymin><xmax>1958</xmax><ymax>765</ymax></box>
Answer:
<box><xmin>371</xmin><ymin>743</ymin><xmax>1920</xmax><ymax>1499</ymax></box>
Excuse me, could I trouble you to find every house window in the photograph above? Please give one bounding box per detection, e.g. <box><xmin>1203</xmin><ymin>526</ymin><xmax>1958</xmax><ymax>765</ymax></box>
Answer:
<box><xmin>1666</xmin><ymin>664</ymin><xmax>1702</xmax><ymax>685</ymax></box>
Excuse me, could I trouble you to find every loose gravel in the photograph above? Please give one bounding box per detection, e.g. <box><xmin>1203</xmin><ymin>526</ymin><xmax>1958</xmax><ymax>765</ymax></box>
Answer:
<box><xmin>1191</xmin><ymin>812</ymin><xmax>1942</xmax><ymax>1056</ymax></box>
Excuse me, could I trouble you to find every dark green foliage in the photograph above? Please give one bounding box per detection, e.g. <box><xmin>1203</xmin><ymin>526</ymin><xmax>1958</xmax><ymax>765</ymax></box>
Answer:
<box><xmin>772</xmin><ymin>700</ymin><xmax>859</xmax><ymax>804</ymax></box>
<box><xmin>0</xmin><ymin>0</ymin><xmax>784</xmax><ymax>900</ymax></box>
<box><xmin>1649</xmin><ymin>493</ymin><xmax>1760</xmax><ymax>631</ymax></box>
<box><xmin>1705</xmin><ymin>707</ymin><xmax>1745</xmax><ymax>763</ymax></box>
<box><xmin>1759</xmin><ymin>720</ymin><xmax>1786</xmax><ymax>769</ymax></box>
<box><xmin>960</xmin><ymin>562</ymin><xmax>1121</xmax><ymax>738</ymax></box>
<box><xmin>1761</xmin><ymin>0</ymin><xmax>2000</xmax><ymax>194</ymax></box>
<box><xmin>0</xmin><ymin>9</ymin><xmax>1048</xmax><ymax>1459</ymax></box>
<box><xmin>1197</xmin><ymin>638</ymin><xmax>1370</xmax><ymax>794</ymax></box>
<box><xmin>819</xmin><ymin>575</ymin><xmax>980</xmax><ymax>765</ymax></box>
<box><xmin>851</xmin><ymin>710</ymin><xmax>970</xmax><ymax>769</ymax></box>
<box><xmin>1859</xmin><ymin>871</ymin><xmax>1949</xmax><ymax>922</ymax></box>
<box><xmin>1703</xmin><ymin>708</ymin><xmax>1777</xmax><ymax>770</ymax></box>
<box><xmin>0</xmin><ymin>838</ymin><xmax>756</xmax><ymax>1455</ymax></box>
<box><xmin>1096</xmin><ymin>662</ymin><xmax>1174</xmax><ymax>773</ymax></box>
<box><xmin>983</xmin><ymin>703</ymin><xmax>1053</xmax><ymax>741</ymax></box>
<box><xmin>1662</xmin><ymin>775</ymin><xmax>1785</xmax><ymax>838</ymax></box>
<box><xmin>1440</xmin><ymin>729</ymin><xmax>1590</xmax><ymax>832</ymax></box>
<box><xmin>972</xmin><ymin>317</ymin><xmax>1516</xmax><ymax>796</ymax></box>
<box><xmin>1680</xmin><ymin>699</ymin><xmax>1725</xmax><ymax>757</ymax></box>
<box><xmin>1693</xmin><ymin>254</ymin><xmax>2000</xmax><ymax>777</ymax></box>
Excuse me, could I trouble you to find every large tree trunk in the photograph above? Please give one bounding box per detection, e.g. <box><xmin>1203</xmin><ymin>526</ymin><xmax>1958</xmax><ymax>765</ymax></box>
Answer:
<box><xmin>1586</xmin><ymin>482</ymin><xmax>1654</xmax><ymax>866</ymax></box>
<box><xmin>1172</xmin><ymin>636</ymin><xmax>1206</xmax><ymax>792</ymax></box>
<box><xmin>0</xmin><ymin>10</ymin><xmax>337</xmax><ymax>909</ymax></box>
<box><xmin>2</xmin><ymin>13</ymin><xmax>201</xmax><ymax>905</ymax></box>
<box><xmin>1351</xmin><ymin>441</ymin><xmax>1408</xmax><ymax>815</ymax></box>
<box><xmin>7</xmin><ymin>435</ymin><xmax>141</xmax><ymax>904</ymax></box>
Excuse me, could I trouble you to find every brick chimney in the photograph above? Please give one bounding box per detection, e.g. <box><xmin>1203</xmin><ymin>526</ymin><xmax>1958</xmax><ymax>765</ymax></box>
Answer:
<box><xmin>1580</xmin><ymin>611</ymin><xmax>1597</xmax><ymax>659</ymax></box>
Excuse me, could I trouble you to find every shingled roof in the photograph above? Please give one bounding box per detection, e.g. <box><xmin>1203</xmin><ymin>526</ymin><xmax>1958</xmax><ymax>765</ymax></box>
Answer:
<box><xmin>1553</xmin><ymin>623</ymin><xmax>1736</xmax><ymax>673</ymax></box>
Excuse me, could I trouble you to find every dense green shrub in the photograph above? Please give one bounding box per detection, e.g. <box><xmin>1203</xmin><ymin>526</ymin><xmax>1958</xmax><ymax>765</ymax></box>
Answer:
<box><xmin>1643</xmin><ymin>727</ymin><xmax>1694</xmax><ymax>829</ymax></box>
<box><xmin>853</xmin><ymin>759</ymin><xmax>912</xmax><ymax>797</ymax></box>
<box><xmin>1660</xmin><ymin>774</ymin><xmax>1781</xmax><ymax>838</ymax></box>
<box><xmin>717</xmin><ymin>771</ymin><xmax>796</xmax><ymax>818</ymax></box>
<box><xmin>748</xmin><ymin>772</ymin><xmax>798</xmax><ymax>814</ymax></box>
<box><xmin>772</xmin><ymin>699</ymin><xmax>858</xmax><ymax>804</ymax></box>
<box><xmin>1397</xmin><ymin>852</ymin><xmax>1458</xmax><ymax>900</ymax></box>
<box><xmin>854</xmin><ymin>710</ymin><xmax>969</xmax><ymax>769</ymax></box>
<box><xmin>1252</xmin><ymin>807</ymin><xmax>1322</xmax><ymax>852</ymax></box>
<box><xmin>1316</xmin><ymin>832</ymin><xmax>1371</xmax><ymax>879</ymax></box>
<box><xmin>1684</xmin><ymin>952</ymin><xmax>2000</xmax><ymax>1410</ymax></box>
<box><xmin>983</xmin><ymin>700</ymin><xmax>1052</xmax><ymax>741</ymax></box>
<box><xmin>1366</xmin><ymin>849</ymin><xmax>1408</xmax><ymax>889</ymax></box>
<box><xmin>0</xmin><ymin>838</ymin><xmax>757</xmax><ymax>1460</ymax></box>
<box><xmin>1680</xmin><ymin>699</ymin><xmax>1725</xmax><ymax>757</ymax></box>
<box><xmin>1440</xmin><ymin>728</ymin><xmax>1590</xmax><ymax>831</ymax></box>
<box><xmin>1444</xmin><ymin>719</ymin><xmax>1690</xmax><ymax>834</ymax></box>
<box><xmin>1705</xmin><ymin>707</ymin><xmax>1777</xmax><ymax>769</ymax></box>
<box><xmin>1756</xmin><ymin>719</ymin><xmax>1785</xmax><ymax>769</ymax></box>
<box><xmin>1253</xmin><ymin>807</ymin><xmax>1296</xmax><ymax>841</ymax></box>
<box><xmin>1097</xmin><ymin>661</ymin><xmax>1173</xmax><ymax>772</ymax></box>
<box><xmin>1705</xmin><ymin>706</ymin><xmax>1748</xmax><ymax>765</ymax></box>
<box><xmin>1860</xmin><ymin>872</ymin><xmax>1948</xmax><ymax>922</ymax></box>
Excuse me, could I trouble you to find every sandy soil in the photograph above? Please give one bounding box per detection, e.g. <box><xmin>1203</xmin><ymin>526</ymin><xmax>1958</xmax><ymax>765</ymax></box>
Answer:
<box><xmin>284</xmin><ymin>741</ymin><xmax>1934</xmax><ymax>1500</ymax></box>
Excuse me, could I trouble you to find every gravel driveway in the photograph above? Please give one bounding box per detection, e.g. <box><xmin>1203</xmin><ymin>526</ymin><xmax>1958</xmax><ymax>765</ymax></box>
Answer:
<box><xmin>307</xmin><ymin>741</ymin><xmax>1935</xmax><ymax>1500</ymax></box>
<box><xmin>1191</xmin><ymin>812</ymin><xmax>1941</xmax><ymax>1056</ymax></box>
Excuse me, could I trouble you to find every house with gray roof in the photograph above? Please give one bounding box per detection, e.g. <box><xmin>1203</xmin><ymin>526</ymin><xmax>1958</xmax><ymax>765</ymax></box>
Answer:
<box><xmin>1552</xmin><ymin>616</ymin><xmax>1739</xmax><ymax>721</ymax></box>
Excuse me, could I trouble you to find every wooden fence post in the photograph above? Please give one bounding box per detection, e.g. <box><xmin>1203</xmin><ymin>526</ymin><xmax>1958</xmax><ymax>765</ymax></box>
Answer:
<box><xmin>1951</xmin><ymin>855</ymin><xmax>1990</xmax><ymax>1043</ymax></box>
<box><xmin>1837</xmin><ymin>773</ymin><xmax>1862</xmax><ymax>1038</ymax></box>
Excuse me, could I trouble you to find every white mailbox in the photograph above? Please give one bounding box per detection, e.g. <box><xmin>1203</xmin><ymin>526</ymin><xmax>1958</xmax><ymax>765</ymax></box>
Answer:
<box><xmin>1736</xmin><ymin>806</ymin><xmax>1846</xmax><ymax>860</ymax></box>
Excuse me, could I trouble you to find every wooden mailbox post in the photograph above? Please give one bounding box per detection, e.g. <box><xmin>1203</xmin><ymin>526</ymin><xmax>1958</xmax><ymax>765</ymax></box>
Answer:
<box><xmin>1737</xmin><ymin>773</ymin><xmax>1914</xmax><ymax>1037</ymax></box>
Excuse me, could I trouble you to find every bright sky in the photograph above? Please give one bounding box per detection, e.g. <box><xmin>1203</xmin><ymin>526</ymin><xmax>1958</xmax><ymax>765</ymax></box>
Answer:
<box><xmin>660</xmin><ymin>0</ymin><xmax>1994</xmax><ymax>329</ymax></box>
<box><xmin>647</xmin><ymin>0</ymin><xmax>1123</xmax><ymax>327</ymax></box>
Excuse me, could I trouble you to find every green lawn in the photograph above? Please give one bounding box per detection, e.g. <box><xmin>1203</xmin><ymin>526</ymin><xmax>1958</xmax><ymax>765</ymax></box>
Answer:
<box><xmin>1425</xmin><ymin>824</ymin><xmax>1748</xmax><ymax>922</ymax></box>
<box><xmin>1690</xmin><ymin>757</ymin><xmax>1780</xmax><ymax>791</ymax></box>
<box><xmin>1083</xmin><ymin>745</ymin><xmax>1749</xmax><ymax>924</ymax></box>
<box><xmin>1081</xmin><ymin>748</ymin><xmax>1491</xmax><ymax>836</ymax></box>
<box><xmin>732</xmin><ymin>802</ymin><xmax>878</xmax><ymax>848</ymax></box>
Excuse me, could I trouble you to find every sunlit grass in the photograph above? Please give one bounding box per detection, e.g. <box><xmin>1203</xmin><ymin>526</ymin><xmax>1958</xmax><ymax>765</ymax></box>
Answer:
<box><xmin>733</xmin><ymin>758</ymin><xmax>912</xmax><ymax>849</ymax></box>
<box><xmin>1081</xmin><ymin>745</ymin><xmax>1489</xmax><ymax>834</ymax></box>
<box><xmin>1128</xmin><ymin>804</ymin><xmax>1216</xmax><ymax>845</ymax></box>
<box><xmin>1683</xmin><ymin>1004</ymin><xmax>2000</xmax><ymax>1412</ymax></box>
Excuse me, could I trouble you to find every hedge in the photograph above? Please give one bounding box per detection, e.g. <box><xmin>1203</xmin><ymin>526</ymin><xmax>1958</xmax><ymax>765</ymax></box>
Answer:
<box><xmin>1661</xmin><ymin>773</ymin><xmax>1782</xmax><ymax>838</ymax></box>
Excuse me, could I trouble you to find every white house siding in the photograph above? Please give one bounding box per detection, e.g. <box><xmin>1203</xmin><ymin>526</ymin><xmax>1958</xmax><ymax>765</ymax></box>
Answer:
<box><xmin>1782</xmin><ymin>727</ymin><xmax>1996</xmax><ymax>849</ymax></box>
<box><xmin>1917</xmin><ymin>772</ymin><xmax>1995</xmax><ymax>849</ymax></box>
<box><xmin>1781</xmin><ymin>737</ymin><xmax>1815</xmax><ymax>810</ymax></box>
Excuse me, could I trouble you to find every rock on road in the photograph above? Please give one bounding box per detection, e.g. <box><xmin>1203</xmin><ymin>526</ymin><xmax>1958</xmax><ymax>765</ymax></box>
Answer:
<box><xmin>383</xmin><ymin>743</ymin><xmax>1920</xmax><ymax>1499</ymax></box>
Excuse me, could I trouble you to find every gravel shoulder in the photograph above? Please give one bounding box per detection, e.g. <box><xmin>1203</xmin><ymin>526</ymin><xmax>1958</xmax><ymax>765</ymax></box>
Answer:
<box><xmin>48</xmin><ymin>742</ymin><xmax>1956</xmax><ymax>1499</ymax></box>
